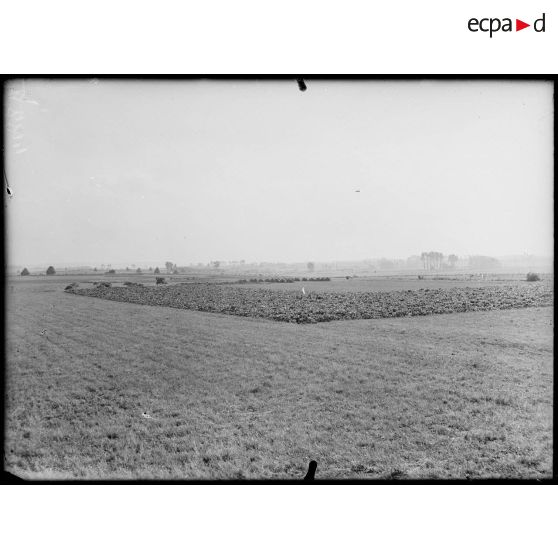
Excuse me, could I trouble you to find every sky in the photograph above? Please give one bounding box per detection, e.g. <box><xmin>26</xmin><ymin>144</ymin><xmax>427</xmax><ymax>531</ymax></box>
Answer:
<box><xmin>4</xmin><ymin>79</ymin><xmax>554</xmax><ymax>267</ymax></box>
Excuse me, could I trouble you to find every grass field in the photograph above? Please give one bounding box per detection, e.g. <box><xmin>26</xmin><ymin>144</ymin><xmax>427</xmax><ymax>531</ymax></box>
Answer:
<box><xmin>5</xmin><ymin>275</ymin><xmax>553</xmax><ymax>479</ymax></box>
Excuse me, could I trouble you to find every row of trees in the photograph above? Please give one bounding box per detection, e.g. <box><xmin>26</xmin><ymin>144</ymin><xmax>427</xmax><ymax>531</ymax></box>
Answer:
<box><xmin>21</xmin><ymin>266</ymin><xmax>55</xmax><ymax>276</ymax></box>
<box><xmin>20</xmin><ymin>262</ymin><xmax>323</xmax><ymax>275</ymax></box>
<box><xmin>18</xmin><ymin>255</ymin><xmax>502</xmax><ymax>276</ymax></box>
<box><xmin>420</xmin><ymin>252</ymin><xmax>458</xmax><ymax>271</ymax></box>
<box><xmin>20</xmin><ymin>266</ymin><xmax>165</xmax><ymax>276</ymax></box>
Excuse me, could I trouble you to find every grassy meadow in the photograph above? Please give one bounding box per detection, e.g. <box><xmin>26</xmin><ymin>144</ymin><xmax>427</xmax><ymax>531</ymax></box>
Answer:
<box><xmin>4</xmin><ymin>274</ymin><xmax>553</xmax><ymax>479</ymax></box>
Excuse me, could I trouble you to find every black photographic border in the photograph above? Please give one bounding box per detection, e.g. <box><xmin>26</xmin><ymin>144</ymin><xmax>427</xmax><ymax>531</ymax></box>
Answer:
<box><xmin>1</xmin><ymin>74</ymin><xmax>555</xmax><ymax>485</ymax></box>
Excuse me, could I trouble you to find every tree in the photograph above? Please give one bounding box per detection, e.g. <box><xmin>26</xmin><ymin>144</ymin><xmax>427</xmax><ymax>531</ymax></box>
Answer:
<box><xmin>448</xmin><ymin>254</ymin><xmax>458</xmax><ymax>268</ymax></box>
<box><xmin>93</xmin><ymin>267</ymin><xmax>98</xmax><ymax>272</ymax></box>
<box><xmin>46</xmin><ymin>266</ymin><xmax>56</xmax><ymax>275</ymax></box>
<box><xmin>21</xmin><ymin>267</ymin><xmax>30</xmax><ymax>276</ymax></box>
<box><xmin>425</xmin><ymin>251</ymin><xmax>443</xmax><ymax>270</ymax></box>
<box><xmin>307</xmin><ymin>262</ymin><xmax>315</xmax><ymax>273</ymax></box>
<box><xmin>165</xmin><ymin>261</ymin><xmax>174</xmax><ymax>274</ymax></box>
<box><xmin>154</xmin><ymin>267</ymin><xmax>160</xmax><ymax>274</ymax></box>
<box><xmin>136</xmin><ymin>267</ymin><xmax>142</xmax><ymax>273</ymax></box>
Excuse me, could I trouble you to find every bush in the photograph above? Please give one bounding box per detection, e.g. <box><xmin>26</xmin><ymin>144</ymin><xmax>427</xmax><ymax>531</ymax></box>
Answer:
<box><xmin>136</xmin><ymin>268</ymin><xmax>142</xmax><ymax>273</ymax></box>
<box><xmin>94</xmin><ymin>282</ymin><xmax>111</xmax><ymax>288</ymax></box>
<box><xmin>156</xmin><ymin>277</ymin><xmax>167</xmax><ymax>285</ymax></box>
<box><xmin>106</xmin><ymin>269</ymin><xmax>116</xmax><ymax>275</ymax></box>
<box><xmin>418</xmin><ymin>275</ymin><xmax>425</xmax><ymax>280</ymax></box>
<box><xmin>64</xmin><ymin>282</ymin><xmax>79</xmax><ymax>292</ymax></box>
<box><xmin>154</xmin><ymin>267</ymin><xmax>160</xmax><ymax>274</ymax></box>
<box><xmin>526</xmin><ymin>272</ymin><xmax>541</xmax><ymax>282</ymax></box>
<box><xmin>46</xmin><ymin>266</ymin><xmax>56</xmax><ymax>275</ymax></box>
<box><xmin>21</xmin><ymin>268</ymin><xmax>30</xmax><ymax>276</ymax></box>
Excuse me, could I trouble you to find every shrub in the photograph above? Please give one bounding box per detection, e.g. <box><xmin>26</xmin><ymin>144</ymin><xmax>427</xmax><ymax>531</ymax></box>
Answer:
<box><xmin>526</xmin><ymin>272</ymin><xmax>541</xmax><ymax>282</ymax></box>
<box><xmin>106</xmin><ymin>269</ymin><xmax>116</xmax><ymax>275</ymax></box>
<box><xmin>154</xmin><ymin>267</ymin><xmax>160</xmax><ymax>274</ymax></box>
<box><xmin>136</xmin><ymin>268</ymin><xmax>142</xmax><ymax>273</ymax></box>
<box><xmin>156</xmin><ymin>277</ymin><xmax>167</xmax><ymax>285</ymax></box>
<box><xmin>46</xmin><ymin>266</ymin><xmax>56</xmax><ymax>275</ymax></box>
<box><xmin>418</xmin><ymin>275</ymin><xmax>425</xmax><ymax>280</ymax></box>
<box><xmin>94</xmin><ymin>282</ymin><xmax>111</xmax><ymax>288</ymax></box>
<box><xmin>64</xmin><ymin>282</ymin><xmax>78</xmax><ymax>292</ymax></box>
<box><xmin>21</xmin><ymin>268</ymin><xmax>30</xmax><ymax>276</ymax></box>
<box><xmin>302</xmin><ymin>277</ymin><xmax>307</xmax><ymax>281</ymax></box>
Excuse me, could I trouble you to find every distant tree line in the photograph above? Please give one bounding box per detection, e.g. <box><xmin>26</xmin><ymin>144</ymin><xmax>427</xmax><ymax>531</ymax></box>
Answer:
<box><xmin>468</xmin><ymin>255</ymin><xmax>501</xmax><ymax>270</ymax></box>
<box><xmin>415</xmin><ymin>252</ymin><xmax>460</xmax><ymax>270</ymax></box>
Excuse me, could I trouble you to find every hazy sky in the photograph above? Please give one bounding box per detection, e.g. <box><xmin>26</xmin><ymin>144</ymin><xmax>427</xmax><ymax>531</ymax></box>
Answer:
<box><xmin>5</xmin><ymin>79</ymin><xmax>554</xmax><ymax>267</ymax></box>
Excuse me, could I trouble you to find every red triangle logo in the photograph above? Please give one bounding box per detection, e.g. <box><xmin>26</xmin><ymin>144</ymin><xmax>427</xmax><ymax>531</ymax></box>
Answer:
<box><xmin>516</xmin><ymin>19</ymin><xmax>530</xmax><ymax>31</ymax></box>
